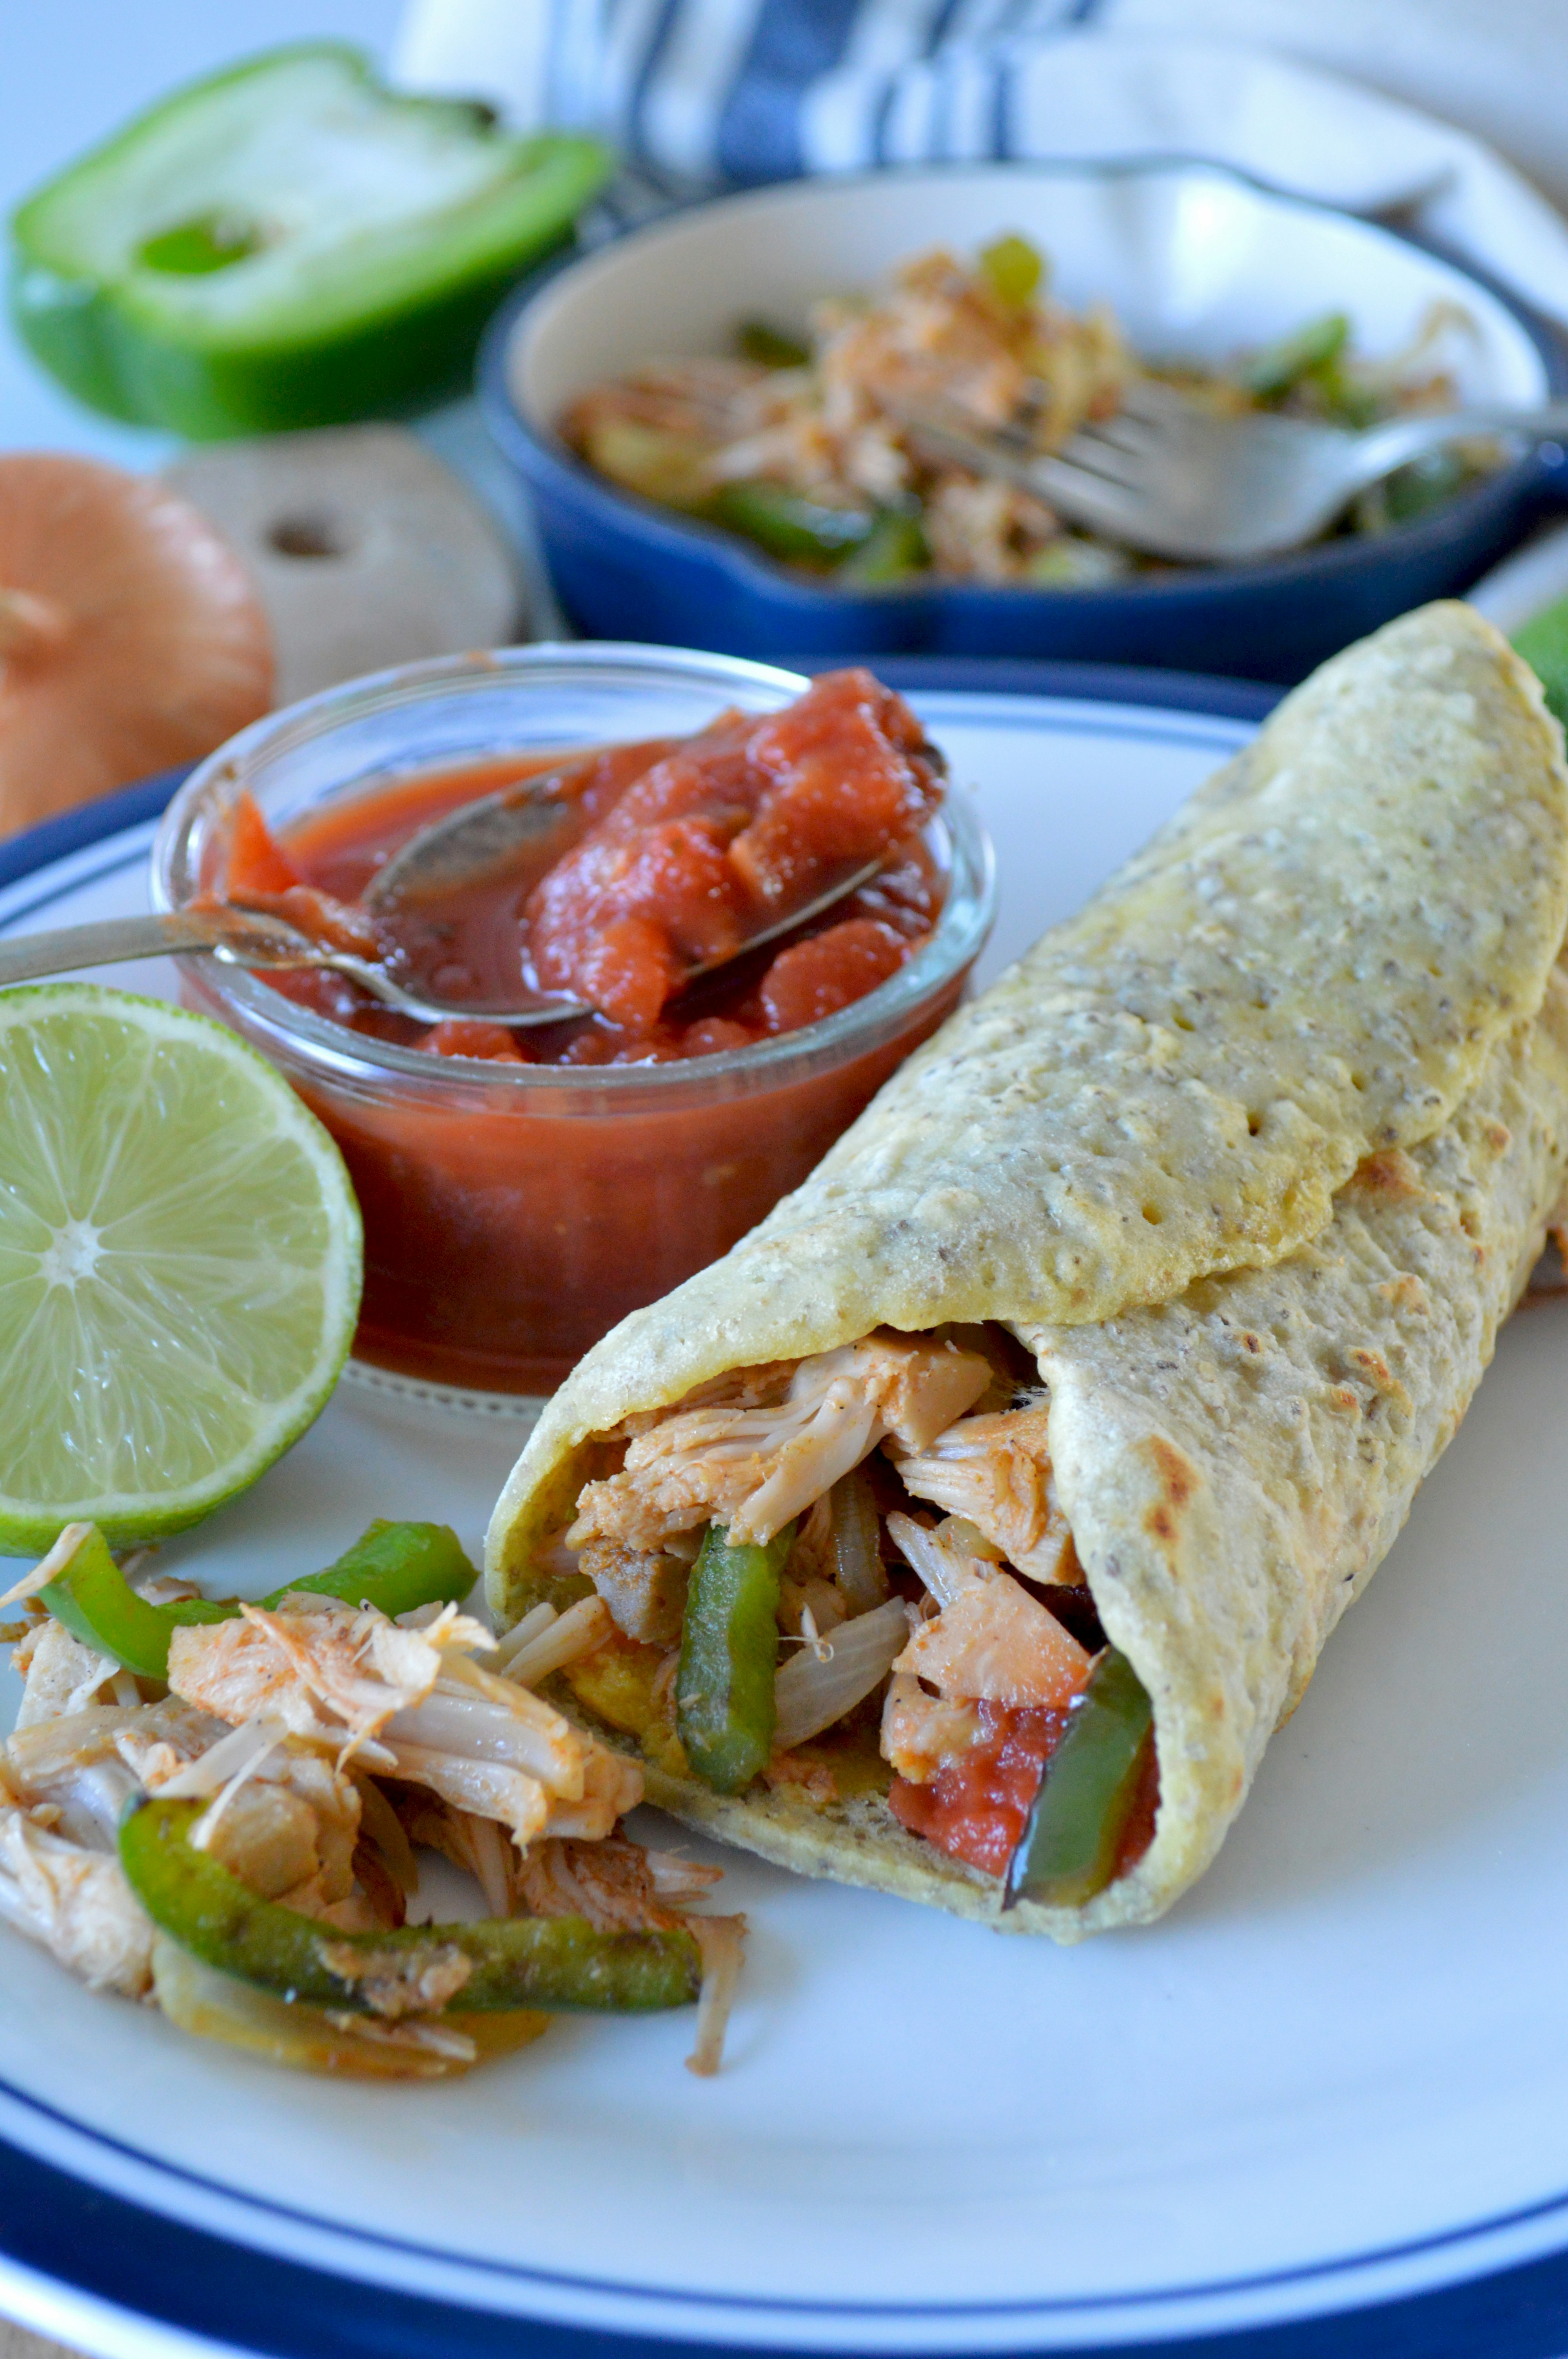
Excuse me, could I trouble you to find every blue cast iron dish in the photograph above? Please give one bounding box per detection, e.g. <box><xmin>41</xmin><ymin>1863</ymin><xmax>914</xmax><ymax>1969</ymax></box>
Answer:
<box><xmin>479</xmin><ymin>160</ymin><xmax>1568</xmax><ymax>684</ymax></box>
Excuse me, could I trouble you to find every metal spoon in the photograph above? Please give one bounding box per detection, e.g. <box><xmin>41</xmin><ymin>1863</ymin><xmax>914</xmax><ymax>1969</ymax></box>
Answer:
<box><xmin>0</xmin><ymin>765</ymin><xmax>886</xmax><ymax>1024</ymax></box>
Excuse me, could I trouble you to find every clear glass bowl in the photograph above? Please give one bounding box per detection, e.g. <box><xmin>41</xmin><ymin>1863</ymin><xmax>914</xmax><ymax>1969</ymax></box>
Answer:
<box><xmin>153</xmin><ymin>644</ymin><xmax>995</xmax><ymax>1401</ymax></box>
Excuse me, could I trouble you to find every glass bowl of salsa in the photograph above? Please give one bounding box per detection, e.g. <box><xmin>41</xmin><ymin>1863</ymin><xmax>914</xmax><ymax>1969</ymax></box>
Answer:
<box><xmin>152</xmin><ymin>644</ymin><xmax>995</xmax><ymax>1402</ymax></box>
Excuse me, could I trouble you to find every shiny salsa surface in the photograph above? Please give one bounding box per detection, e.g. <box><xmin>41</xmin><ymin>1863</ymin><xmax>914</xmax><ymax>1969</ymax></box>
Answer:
<box><xmin>229</xmin><ymin>669</ymin><xmax>946</xmax><ymax>1065</ymax></box>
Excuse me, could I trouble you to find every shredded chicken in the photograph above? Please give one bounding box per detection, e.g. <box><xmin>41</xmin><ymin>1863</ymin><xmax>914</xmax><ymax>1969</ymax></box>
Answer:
<box><xmin>0</xmin><ymin>1803</ymin><xmax>153</xmax><ymax>1995</ymax></box>
<box><xmin>167</xmin><ymin>1597</ymin><xmax>642</xmax><ymax>1851</ymax></box>
<box><xmin>894</xmin><ymin>1574</ymin><xmax>1089</xmax><ymax>1711</ymax></box>
<box><xmin>572</xmin><ymin>1334</ymin><xmax>990</xmax><ymax>1554</ymax></box>
<box><xmin>886</xmin><ymin>1510</ymin><xmax>1091</xmax><ymax>1711</ymax></box>
<box><xmin>881</xmin><ymin>1674</ymin><xmax>987</xmax><ymax>1786</ymax></box>
<box><xmin>5</xmin><ymin>1699</ymin><xmax>229</xmax><ymax>1846</ymax></box>
<box><xmin>315</xmin><ymin>1936</ymin><xmax>473</xmax><ymax>2019</ymax></box>
<box><xmin>12</xmin><ymin>1617</ymin><xmax>126</xmax><ymax>1729</ymax></box>
<box><xmin>576</xmin><ymin>1543</ymin><xmax>690</xmax><ymax>1646</ymax></box>
<box><xmin>895</xmin><ymin>1403</ymin><xmax>1081</xmax><ymax>1582</ymax></box>
<box><xmin>516</xmin><ymin>1836</ymin><xmax>694</xmax><ymax>1932</ymax></box>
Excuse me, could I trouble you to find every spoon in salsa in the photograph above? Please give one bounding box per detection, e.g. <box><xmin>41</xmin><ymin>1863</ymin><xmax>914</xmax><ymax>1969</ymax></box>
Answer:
<box><xmin>0</xmin><ymin>672</ymin><xmax>946</xmax><ymax>1029</ymax></box>
<box><xmin>0</xmin><ymin>776</ymin><xmax>888</xmax><ymax>1026</ymax></box>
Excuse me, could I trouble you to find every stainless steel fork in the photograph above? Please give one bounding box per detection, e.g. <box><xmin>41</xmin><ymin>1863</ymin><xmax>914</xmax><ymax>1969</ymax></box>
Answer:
<box><xmin>897</xmin><ymin>383</ymin><xmax>1568</xmax><ymax>564</ymax></box>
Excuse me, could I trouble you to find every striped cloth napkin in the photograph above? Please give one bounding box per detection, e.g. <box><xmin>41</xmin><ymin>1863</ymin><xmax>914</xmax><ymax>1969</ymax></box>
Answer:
<box><xmin>395</xmin><ymin>0</ymin><xmax>1568</xmax><ymax>328</ymax></box>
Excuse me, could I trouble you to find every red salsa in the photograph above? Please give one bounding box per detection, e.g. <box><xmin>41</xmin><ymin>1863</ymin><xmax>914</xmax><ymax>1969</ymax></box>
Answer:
<box><xmin>192</xmin><ymin>669</ymin><xmax>974</xmax><ymax>1395</ymax></box>
<box><xmin>889</xmin><ymin>1703</ymin><xmax>1160</xmax><ymax>1885</ymax></box>
<box><xmin>229</xmin><ymin>669</ymin><xmax>945</xmax><ymax>1065</ymax></box>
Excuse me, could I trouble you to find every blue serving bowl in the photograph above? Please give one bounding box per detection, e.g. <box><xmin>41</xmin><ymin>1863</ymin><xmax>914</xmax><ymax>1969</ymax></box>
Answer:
<box><xmin>479</xmin><ymin>161</ymin><xmax>1568</xmax><ymax>685</ymax></box>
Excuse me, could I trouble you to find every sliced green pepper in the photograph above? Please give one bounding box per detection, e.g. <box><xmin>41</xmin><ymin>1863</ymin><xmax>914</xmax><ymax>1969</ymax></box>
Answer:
<box><xmin>676</xmin><ymin>1520</ymin><xmax>795</xmax><ymax>1793</ymax></box>
<box><xmin>737</xmin><ymin>319</ymin><xmax>811</xmax><ymax>370</ymax></box>
<box><xmin>8</xmin><ymin>44</ymin><xmax>611</xmax><ymax>438</ymax></box>
<box><xmin>838</xmin><ymin>505</ymin><xmax>929</xmax><ymax>585</ymax></box>
<box><xmin>711</xmin><ymin>481</ymin><xmax>875</xmax><ymax>566</ymax></box>
<box><xmin>41</xmin><ymin>1518</ymin><xmax>475</xmax><ymax>1682</ymax></box>
<box><xmin>1245</xmin><ymin>310</ymin><xmax>1350</xmax><ymax>403</ymax></box>
<box><xmin>121</xmin><ymin>1798</ymin><xmax>701</xmax><ymax>2013</ymax></box>
<box><xmin>1004</xmin><ymin>1647</ymin><xmax>1154</xmax><ymax>1910</ymax></box>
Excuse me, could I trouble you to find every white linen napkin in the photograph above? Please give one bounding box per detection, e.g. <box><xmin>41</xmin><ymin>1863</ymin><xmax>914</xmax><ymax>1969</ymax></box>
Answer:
<box><xmin>393</xmin><ymin>1</ymin><xmax>1568</xmax><ymax>331</ymax></box>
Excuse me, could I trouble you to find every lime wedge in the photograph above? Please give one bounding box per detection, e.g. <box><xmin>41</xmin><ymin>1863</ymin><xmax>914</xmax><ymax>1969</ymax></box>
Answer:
<box><xmin>0</xmin><ymin>985</ymin><xmax>362</xmax><ymax>1554</ymax></box>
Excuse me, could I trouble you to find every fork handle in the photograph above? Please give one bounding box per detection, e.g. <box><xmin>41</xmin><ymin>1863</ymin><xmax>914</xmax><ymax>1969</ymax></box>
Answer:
<box><xmin>1349</xmin><ymin>401</ymin><xmax>1568</xmax><ymax>483</ymax></box>
<box><xmin>0</xmin><ymin>908</ymin><xmax>308</xmax><ymax>991</ymax></box>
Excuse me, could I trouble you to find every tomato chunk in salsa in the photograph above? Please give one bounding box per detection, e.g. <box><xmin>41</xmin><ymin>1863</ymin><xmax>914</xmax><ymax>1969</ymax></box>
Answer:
<box><xmin>226</xmin><ymin>669</ymin><xmax>946</xmax><ymax>1065</ymax></box>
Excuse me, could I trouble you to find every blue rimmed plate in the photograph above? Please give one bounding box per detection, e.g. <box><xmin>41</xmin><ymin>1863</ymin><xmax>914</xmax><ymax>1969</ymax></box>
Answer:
<box><xmin>5</xmin><ymin>665</ymin><xmax>1568</xmax><ymax>2359</ymax></box>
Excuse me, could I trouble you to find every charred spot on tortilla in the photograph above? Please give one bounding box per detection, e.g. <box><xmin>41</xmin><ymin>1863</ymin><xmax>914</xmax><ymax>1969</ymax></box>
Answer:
<box><xmin>485</xmin><ymin>604</ymin><xmax>1568</xmax><ymax>1938</ymax></box>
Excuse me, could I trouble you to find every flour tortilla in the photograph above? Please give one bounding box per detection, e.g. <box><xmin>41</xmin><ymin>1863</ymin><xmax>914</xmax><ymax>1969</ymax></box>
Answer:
<box><xmin>486</xmin><ymin>604</ymin><xmax>1568</xmax><ymax>1935</ymax></box>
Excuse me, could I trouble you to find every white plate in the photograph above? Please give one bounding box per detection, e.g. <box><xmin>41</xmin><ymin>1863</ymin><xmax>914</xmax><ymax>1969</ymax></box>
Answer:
<box><xmin>2</xmin><ymin>677</ymin><xmax>1567</xmax><ymax>2359</ymax></box>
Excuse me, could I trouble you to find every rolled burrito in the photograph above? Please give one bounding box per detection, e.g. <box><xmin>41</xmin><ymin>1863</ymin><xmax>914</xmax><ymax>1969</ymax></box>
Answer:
<box><xmin>486</xmin><ymin>605</ymin><xmax>1568</xmax><ymax>1937</ymax></box>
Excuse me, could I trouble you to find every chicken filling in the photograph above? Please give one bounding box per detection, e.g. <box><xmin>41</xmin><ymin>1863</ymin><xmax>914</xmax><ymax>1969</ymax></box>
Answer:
<box><xmin>550</xmin><ymin>1328</ymin><xmax>1158</xmax><ymax>1896</ymax></box>
<box><xmin>0</xmin><ymin>1550</ymin><xmax>741</xmax><ymax>2076</ymax></box>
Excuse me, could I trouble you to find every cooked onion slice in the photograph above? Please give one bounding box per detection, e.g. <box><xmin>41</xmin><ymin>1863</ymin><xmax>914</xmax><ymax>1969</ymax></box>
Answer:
<box><xmin>773</xmin><ymin>1597</ymin><xmax>910</xmax><ymax>1750</ymax></box>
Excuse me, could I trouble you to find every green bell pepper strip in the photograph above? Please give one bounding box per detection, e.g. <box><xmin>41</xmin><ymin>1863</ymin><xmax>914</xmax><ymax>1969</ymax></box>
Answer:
<box><xmin>40</xmin><ymin>1519</ymin><xmax>476</xmax><ymax>1683</ymax></box>
<box><xmin>839</xmin><ymin>506</ymin><xmax>929</xmax><ymax>585</ymax></box>
<box><xmin>676</xmin><ymin>1521</ymin><xmax>796</xmax><ymax>1793</ymax></box>
<box><xmin>1004</xmin><ymin>1647</ymin><xmax>1154</xmax><ymax>1910</ymax></box>
<box><xmin>711</xmin><ymin>481</ymin><xmax>875</xmax><ymax>566</ymax></box>
<box><xmin>1515</xmin><ymin>595</ymin><xmax>1568</xmax><ymax>732</ymax></box>
<box><xmin>736</xmin><ymin>320</ymin><xmax>811</xmax><ymax>370</ymax></box>
<box><xmin>121</xmin><ymin>1797</ymin><xmax>701</xmax><ymax>2013</ymax></box>
<box><xmin>1245</xmin><ymin>310</ymin><xmax>1350</xmax><ymax>403</ymax></box>
<box><xmin>8</xmin><ymin>44</ymin><xmax>611</xmax><ymax>439</ymax></box>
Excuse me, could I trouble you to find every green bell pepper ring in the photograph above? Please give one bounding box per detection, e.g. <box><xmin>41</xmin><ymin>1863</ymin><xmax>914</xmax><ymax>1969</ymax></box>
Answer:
<box><xmin>1004</xmin><ymin>1647</ymin><xmax>1155</xmax><ymax>1910</ymax></box>
<box><xmin>8</xmin><ymin>44</ymin><xmax>611</xmax><ymax>439</ymax></box>
<box><xmin>41</xmin><ymin>1519</ymin><xmax>476</xmax><ymax>1683</ymax></box>
<box><xmin>676</xmin><ymin>1521</ymin><xmax>796</xmax><ymax>1794</ymax></box>
<box><xmin>121</xmin><ymin>1797</ymin><xmax>701</xmax><ymax>2014</ymax></box>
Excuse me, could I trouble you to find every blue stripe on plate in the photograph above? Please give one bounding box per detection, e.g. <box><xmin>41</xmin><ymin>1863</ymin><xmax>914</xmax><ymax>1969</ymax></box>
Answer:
<box><xmin>0</xmin><ymin>770</ymin><xmax>190</xmax><ymax>898</ymax></box>
<box><xmin>6</xmin><ymin>2123</ymin><xmax>1568</xmax><ymax>2359</ymax></box>
<box><xmin>0</xmin><ymin>676</ymin><xmax>1552</xmax><ymax>2359</ymax></box>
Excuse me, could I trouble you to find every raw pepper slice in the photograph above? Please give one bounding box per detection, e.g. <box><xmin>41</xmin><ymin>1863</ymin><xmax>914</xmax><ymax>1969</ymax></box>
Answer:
<box><xmin>8</xmin><ymin>44</ymin><xmax>611</xmax><ymax>438</ymax></box>
<box><xmin>1004</xmin><ymin>1646</ymin><xmax>1154</xmax><ymax>1910</ymax></box>
<box><xmin>676</xmin><ymin>1521</ymin><xmax>796</xmax><ymax>1793</ymax></box>
<box><xmin>41</xmin><ymin>1518</ymin><xmax>475</xmax><ymax>1682</ymax></box>
<box><xmin>122</xmin><ymin>1797</ymin><xmax>701</xmax><ymax>2013</ymax></box>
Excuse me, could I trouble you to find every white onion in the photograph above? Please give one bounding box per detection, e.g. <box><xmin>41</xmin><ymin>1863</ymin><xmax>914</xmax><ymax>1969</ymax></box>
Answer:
<box><xmin>773</xmin><ymin>1598</ymin><xmax>911</xmax><ymax>1750</ymax></box>
<box><xmin>885</xmin><ymin>1512</ymin><xmax>962</xmax><ymax>1603</ymax></box>
<box><xmin>829</xmin><ymin>1470</ymin><xmax>888</xmax><ymax>1612</ymax></box>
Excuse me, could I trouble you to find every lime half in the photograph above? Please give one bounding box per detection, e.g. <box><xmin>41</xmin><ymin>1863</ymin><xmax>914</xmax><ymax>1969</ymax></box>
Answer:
<box><xmin>0</xmin><ymin>985</ymin><xmax>362</xmax><ymax>1554</ymax></box>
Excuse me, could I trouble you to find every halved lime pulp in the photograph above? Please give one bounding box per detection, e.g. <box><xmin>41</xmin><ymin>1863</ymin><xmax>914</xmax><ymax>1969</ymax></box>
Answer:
<box><xmin>0</xmin><ymin>985</ymin><xmax>363</xmax><ymax>1554</ymax></box>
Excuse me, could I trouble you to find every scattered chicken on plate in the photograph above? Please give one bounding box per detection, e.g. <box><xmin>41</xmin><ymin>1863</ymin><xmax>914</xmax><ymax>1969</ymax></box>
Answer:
<box><xmin>0</xmin><ymin>1520</ymin><xmax>741</xmax><ymax>2079</ymax></box>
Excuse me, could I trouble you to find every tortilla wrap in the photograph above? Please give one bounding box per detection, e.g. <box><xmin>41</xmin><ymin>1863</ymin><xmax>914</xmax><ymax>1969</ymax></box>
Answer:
<box><xmin>486</xmin><ymin>604</ymin><xmax>1568</xmax><ymax>1936</ymax></box>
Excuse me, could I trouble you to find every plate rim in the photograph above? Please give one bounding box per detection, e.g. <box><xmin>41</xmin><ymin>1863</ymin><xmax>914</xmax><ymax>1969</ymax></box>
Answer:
<box><xmin>7</xmin><ymin>662</ymin><xmax>1565</xmax><ymax>2359</ymax></box>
